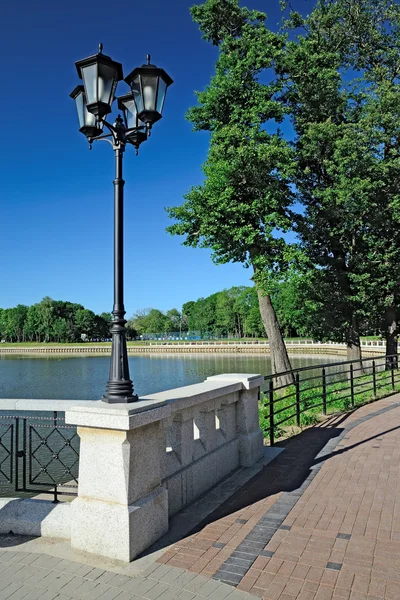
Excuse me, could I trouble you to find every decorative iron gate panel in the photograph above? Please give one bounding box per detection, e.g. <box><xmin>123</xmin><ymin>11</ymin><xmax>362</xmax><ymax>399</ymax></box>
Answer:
<box><xmin>0</xmin><ymin>412</ymin><xmax>79</xmax><ymax>502</ymax></box>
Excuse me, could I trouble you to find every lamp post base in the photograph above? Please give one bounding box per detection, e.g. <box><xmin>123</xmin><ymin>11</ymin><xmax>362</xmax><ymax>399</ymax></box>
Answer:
<box><xmin>102</xmin><ymin>394</ymin><xmax>138</xmax><ymax>404</ymax></box>
<box><xmin>102</xmin><ymin>317</ymin><xmax>138</xmax><ymax>404</ymax></box>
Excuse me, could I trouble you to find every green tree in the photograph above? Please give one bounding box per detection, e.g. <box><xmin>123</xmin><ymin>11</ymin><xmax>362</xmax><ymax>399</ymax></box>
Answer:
<box><xmin>282</xmin><ymin>0</ymin><xmax>400</xmax><ymax>366</ymax></box>
<box><xmin>23</xmin><ymin>305</ymin><xmax>41</xmax><ymax>342</ymax></box>
<box><xmin>75</xmin><ymin>309</ymin><xmax>96</xmax><ymax>340</ymax></box>
<box><xmin>167</xmin><ymin>0</ymin><xmax>295</xmax><ymax>380</ymax></box>
<box><xmin>52</xmin><ymin>318</ymin><xmax>69</xmax><ymax>343</ymax></box>
<box><xmin>165</xmin><ymin>308</ymin><xmax>182</xmax><ymax>333</ymax></box>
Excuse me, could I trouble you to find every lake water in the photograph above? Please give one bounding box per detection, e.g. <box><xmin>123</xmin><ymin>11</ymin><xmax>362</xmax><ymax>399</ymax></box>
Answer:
<box><xmin>0</xmin><ymin>353</ymin><xmax>343</xmax><ymax>400</ymax></box>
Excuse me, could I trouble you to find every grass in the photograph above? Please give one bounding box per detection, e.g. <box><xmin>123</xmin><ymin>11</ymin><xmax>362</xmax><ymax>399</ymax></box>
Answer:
<box><xmin>259</xmin><ymin>366</ymin><xmax>400</xmax><ymax>443</ymax></box>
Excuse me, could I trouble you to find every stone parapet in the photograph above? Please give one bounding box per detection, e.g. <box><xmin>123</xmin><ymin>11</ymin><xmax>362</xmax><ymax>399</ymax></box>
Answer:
<box><xmin>65</xmin><ymin>373</ymin><xmax>265</xmax><ymax>562</ymax></box>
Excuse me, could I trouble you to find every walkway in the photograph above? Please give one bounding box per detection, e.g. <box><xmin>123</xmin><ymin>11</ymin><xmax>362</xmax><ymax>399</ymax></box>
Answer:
<box><xmin>1</xmin><ymin>395</ymin><xmax>400</xmax><ymax>599</ymax></box>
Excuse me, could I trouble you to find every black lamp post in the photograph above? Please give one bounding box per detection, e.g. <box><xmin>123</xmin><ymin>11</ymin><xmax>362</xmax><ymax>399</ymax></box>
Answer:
<box><xmin>70</xmin><ymin>44</ymin><xmax>173</xmax><ymax>403</ymax></box>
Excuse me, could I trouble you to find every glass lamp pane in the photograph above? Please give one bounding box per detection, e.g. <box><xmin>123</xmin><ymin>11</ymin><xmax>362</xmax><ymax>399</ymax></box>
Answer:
<box><xmin>124</xmin><ymin>98</ymin><xmax>138</xmax><ymax>129</ymax></box>
<box><xmin>131</xmin><ymin>80</ymin><xmax>143</xmax><ymax>113</ymax></box>
<box><xmin>82</xmin><ymin>64</ymin><xmax>98</xmax><ymax>105</ymax></box>
<box><xmin>85</xmin><ymin>105</ymin><xmax>98</xmax><ymax>127</ymax></box>
<box><xmin>156</xmin><ymin>79</ymin><xmax>167</xmax><ymax>114</ymax></box>
<box><xmin>74</xmin><ymin>91</ymin><xmax>85</xmax><ymax>129</ymax></box>
<box><xmin>98</xmin><ymin>63</ymin><xmax>118</xmax><ymax>106</ymax></box>
<box><xmin>141</xmin><ymin>75</ymin><xmax>157</xmax><ymax>111</ymax></box>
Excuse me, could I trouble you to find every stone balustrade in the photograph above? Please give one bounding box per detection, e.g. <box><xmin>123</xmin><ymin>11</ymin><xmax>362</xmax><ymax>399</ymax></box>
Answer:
<box><xmin>64</xmin><ymin>373</ymin><xmax>265</xmax><ymax>562</ymax></box>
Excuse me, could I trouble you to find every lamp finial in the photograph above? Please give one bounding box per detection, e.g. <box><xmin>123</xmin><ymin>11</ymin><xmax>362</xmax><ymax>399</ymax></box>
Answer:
<box><xmin>146</xmin><ymin>54</ymin><xmax>151</xmax><ymax>64</ymax></box>
<box><xmin>99</xmin><ymin>43</ymin><xmax>103</xmax><ymax>54</ymax></box>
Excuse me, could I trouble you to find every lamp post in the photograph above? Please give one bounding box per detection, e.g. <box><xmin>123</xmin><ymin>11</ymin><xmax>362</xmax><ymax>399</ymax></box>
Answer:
<box><xmin>70</xmin><ymin>45</ymin><xmax>173</xmax><ymax>403</ymax></box>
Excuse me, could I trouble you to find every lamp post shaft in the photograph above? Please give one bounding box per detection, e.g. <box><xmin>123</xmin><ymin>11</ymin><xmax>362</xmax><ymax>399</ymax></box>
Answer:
<box><xmin>103</xmin><ymin>143</ymin><xmax>136</xmax><ymax>403</ymax></box>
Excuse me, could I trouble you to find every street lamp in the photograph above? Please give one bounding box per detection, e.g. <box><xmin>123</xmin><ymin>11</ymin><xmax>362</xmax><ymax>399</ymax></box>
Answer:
<box><xmin>70</xmin><ymin>44</ymin><xmax>173</xmax><ymax>403</ymax></box>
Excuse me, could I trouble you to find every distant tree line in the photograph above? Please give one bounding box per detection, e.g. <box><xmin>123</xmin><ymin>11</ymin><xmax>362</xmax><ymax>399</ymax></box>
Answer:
<box><xmin>127</xmin><ymin>281</ymin><xmax>380</xmax><ymax>340</ymax></box>
<box><xmin>0</xmin><ymin>297</ymin><xmax>113</xmax><ymax>343</ymax></box>
<box><xmin>128</xmin><ymin>287</ymin><xmax>264</xmax><ymax>339</ymax></box>
<box><xmin>2</xmin><ymin>279</ymin><xmax>381</xmax><ymax>344</ymax></box>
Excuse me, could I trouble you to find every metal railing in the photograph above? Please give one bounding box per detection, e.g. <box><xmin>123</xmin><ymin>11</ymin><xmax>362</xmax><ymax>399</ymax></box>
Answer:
<box><xmin>0</xmin><ymin>411</ymin><xmax>79</xmax><ymax>502</ymax></box>
<box><xmin>263</xmin><ymin>353</ymin><xmax>399</xmax><ymax>446</ymax></box>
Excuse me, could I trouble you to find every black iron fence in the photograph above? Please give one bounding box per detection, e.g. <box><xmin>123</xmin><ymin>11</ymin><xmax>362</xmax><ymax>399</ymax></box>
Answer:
<box><xmin>0</xmin><ymin>412</ymin><xmax>79</xmax><ymax>502</ymax></box>
<box><xmin>262</xmin><ymin>353</ymin><xmax>400</xmax><ymax>446</ymax></box>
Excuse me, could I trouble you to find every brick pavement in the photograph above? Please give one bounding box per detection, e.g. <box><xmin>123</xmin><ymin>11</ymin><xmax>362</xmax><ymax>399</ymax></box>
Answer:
<box><xmin>0</xmin><ymin>546</ymin><xmax>257</xmax><ymax>599</ymax></box>
<box><xmin>156</xmin><ymin>396</ymin><xmax>400</xmax><ymax>600</ymax></box>
<box><xmin>1</xmin><ymin>395</ymin><xmax>400</xmax><ymax>600</ymax></box>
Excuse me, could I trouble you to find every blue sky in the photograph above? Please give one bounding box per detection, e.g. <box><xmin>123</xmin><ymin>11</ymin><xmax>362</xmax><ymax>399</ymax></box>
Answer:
<box><xmin>0</xmin><ymin>0</ymin><xmax>306</xmax><ymax>317</ymax></box>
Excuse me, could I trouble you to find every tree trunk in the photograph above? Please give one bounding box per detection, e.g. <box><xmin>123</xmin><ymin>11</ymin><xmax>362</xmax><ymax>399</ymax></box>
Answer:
<box><xmin>256</xmin><ymin>288</ymin><xmax>294</xmax><ymax>387</ymax></box>
<box><xmin>385</xmin><ymin>304</ymin><xmax>398</xmax><ymax>369</ymax></box>
<box><xmin>346</xmin><ymin>313</ymin><xmax>363</xmax><ymax>373</ymax></box>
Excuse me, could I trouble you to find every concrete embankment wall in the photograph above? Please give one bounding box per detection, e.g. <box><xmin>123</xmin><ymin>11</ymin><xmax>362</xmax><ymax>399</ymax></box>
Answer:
<box><xmin>0</xmin><ymin>343</ymin><xmax>385</xmax><ymax>356</ymax></box>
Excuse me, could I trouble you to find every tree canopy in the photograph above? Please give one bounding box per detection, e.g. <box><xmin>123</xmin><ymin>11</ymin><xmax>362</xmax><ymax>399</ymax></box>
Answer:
<box><xmin>0</xmin><ymin>298</ymin><xmax>111</xmax><ymax>343</ymax></box>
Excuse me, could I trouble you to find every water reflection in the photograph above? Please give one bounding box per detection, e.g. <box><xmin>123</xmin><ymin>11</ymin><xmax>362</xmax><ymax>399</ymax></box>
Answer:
<box><xmin>0</xmin><ymin>353</ymin><xmax>344</xmax><ymax>400</ymax></box>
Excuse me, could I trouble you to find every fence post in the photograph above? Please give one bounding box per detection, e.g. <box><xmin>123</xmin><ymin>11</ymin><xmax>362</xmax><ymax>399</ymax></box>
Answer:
<box><xmin>392</xmin><ymin>358</ymin><xmax>395</xmax><ymax>390</ymax></box>
<box><xmin>322</xmin><ymin>367</ymin><xmax>327</xmax><ymax>415</ymax></box>
<box><xmin>373</xmin><ymin>360</ymin><xmax>377</xmax><ymax>396</ymax></box>
<box><xmin>269</xmin><ymin>380</ymin><xmax>274</xmax><ymax>446</ymax></box>
<box><xmin>296</xmin><ymin>372</ymin><xmax>301</xmax><ymax>427</ymax></box>
<box><xmin>350</xmin><ymin>364</ymin><xmax>355</xmax><ymax>408</ymax></box>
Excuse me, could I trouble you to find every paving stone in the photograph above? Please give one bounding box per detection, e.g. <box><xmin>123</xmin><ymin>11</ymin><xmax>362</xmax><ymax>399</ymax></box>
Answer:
<box><xmin>93</xmin><ymin>572</ymin><xmax>116</xmax><ymax>585</ymax></box>
<box><xmin>215</xmin><ymin>570</ymin><xmax>243</xmax><ymax>585</ymax></box>
<box><xmin>0</xmin><ymin>583</ymin><xmax>24</xmax><ymax>600</ymax></box>
<box><xmin>81</xmin><ymin>583</ymin><xmax>114</xmax><ymax>599</ymax></box>
<box><xmin>57</xmin><ymin>576</ymin><xmax>86</xmax><ymax>595</ymax></box>
<box><xmin>30</xmin><ymin>592</ymin><xmax>60</xmax><ymax>600</ymax></box>
<box><xmin>122</xmin><ymin>577</ymin><xmax>157</xmax><ymax>596</ymax></box>
<box><xmin>41</xmin><ymin>572</ymin><xmax>75</xmax><ymax>592</ymax></box>
<box><xmin>195</xmin><ymin>579</ymin><xmax>223</xmax><ymax>597</ymax></box>
<box><xmin>183</xmin><ymin>575</ymin><xmax>210</xmax><ymax>594</ymax></box>
<box><xmin>84</xmin><ymin>568</ymin><xmax>107</xmax><ymax>582</ymax></box>
<box><xmin>141</xmin><ymin>581</ymin><xmax>170</xmax><ymax>599</ymax></box>
<box><xmin>74</xmin><ymin>565</ymin><xmax>95</xmax><ymax>579</ymax></box>
<box><xmin>21</xmin><ymin>567</ymin><xmax>53</xmax><ymax>588</ymax></box>
<box><xmin>326</xmin><ymin>562</ymin><xmax>342</xmax><ymax>571</ymax></box>
<box><xmin>15</xmin><ymin>589</ymin><xmax>44</xmax><ymax>600</ymax></box>
<box><xmin>140</xmin><ymin>564</ymin><xmax>159</xmax><ymax>578</ymax></box>
<box><xmin>105</xmin><ymin>574</ymin><xmax>130</xmax><ymax>588</ymax></box>
<box><xmin>336</xmin><ymin>533</ymin><xmax>351</xmax><ymax>540</ymax></box>
<box><xmin>18</xmin><ymin>554</ymin><xmax>44</xmax><ymax>567</ymax></box>
<box><xmin>207</xmin><ymin>587</ymin><xmax>234</xmax><ymax>600</ymax></box>
<box><xmin>173</xmin><ymin>571</ymin><xmax>198</xmax><ymax>590</ymax></box>
<box><xmin>69</xmin><ymin>579</ymin><xmax>100</xmax><ymax>599</ymax></box>
<box><xmin>0</xmin><ymin>562</ymin><xmax>26</xmax><ymax>580</ymax></box>
<box><xmin>107</xmin><ymin>593</ymin><xmax>133</xmax><ymax>600</ymax></box>
<box><xmin>146</xmin><ymin>564</ymin><xmax>174</xmax><ymax>581</ymax></box>
<box><xmin>224</xmin><ymin>557</ymin><xmax>254</xmax><ymax>570</ymax></box>
<box><xmin>158</xmin><ymin>567</ymin><xmax>186</xmax><ymax>585</ymax></box>
<box><xmin>30</xmin><ymin>555</ymin><xmax>61</xmax><ymax>569</ymax></box>
<box><xmin>175</xmin><ymin>592</ymin><xmax>196</xmax><ymax>600</ymax></box>
<box><xmin>4</xmin><ymin>585</ymin><xmax>33</xmax><ymax>600</ymax></box>
<box><xmin>95</xmin><ymin>587</ymin><xmax>124</xmax><ymax>600</ymax></box>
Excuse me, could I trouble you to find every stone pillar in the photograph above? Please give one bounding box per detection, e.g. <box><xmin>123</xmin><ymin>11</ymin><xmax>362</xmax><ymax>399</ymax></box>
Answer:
<box><xmin>65</xmin><ymin>399</ymin><xmax>170</xmax><ymax>562</ymax></box>
<box><xmin>207</xmin><ymin>374</ymin><xmax>264</xmax><ymax>467</ymax></box>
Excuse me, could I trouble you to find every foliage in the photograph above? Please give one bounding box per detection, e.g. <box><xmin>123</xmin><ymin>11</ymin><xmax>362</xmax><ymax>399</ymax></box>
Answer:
<box><xmin>280</xmin><ymin>0</ymin><xmax>400</xmax><ymax>354</ymax></box>
<box><xmin>0</xmin><ymin>298</ymin><xmax>110</xmax><ymax>343</ymax></box>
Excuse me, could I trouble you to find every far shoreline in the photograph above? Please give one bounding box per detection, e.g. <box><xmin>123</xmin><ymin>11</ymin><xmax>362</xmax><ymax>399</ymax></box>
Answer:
<box><xmin>0</xmin><ymin>340</ymin><xmax>385</xmax><ymax>357</ymax></box>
